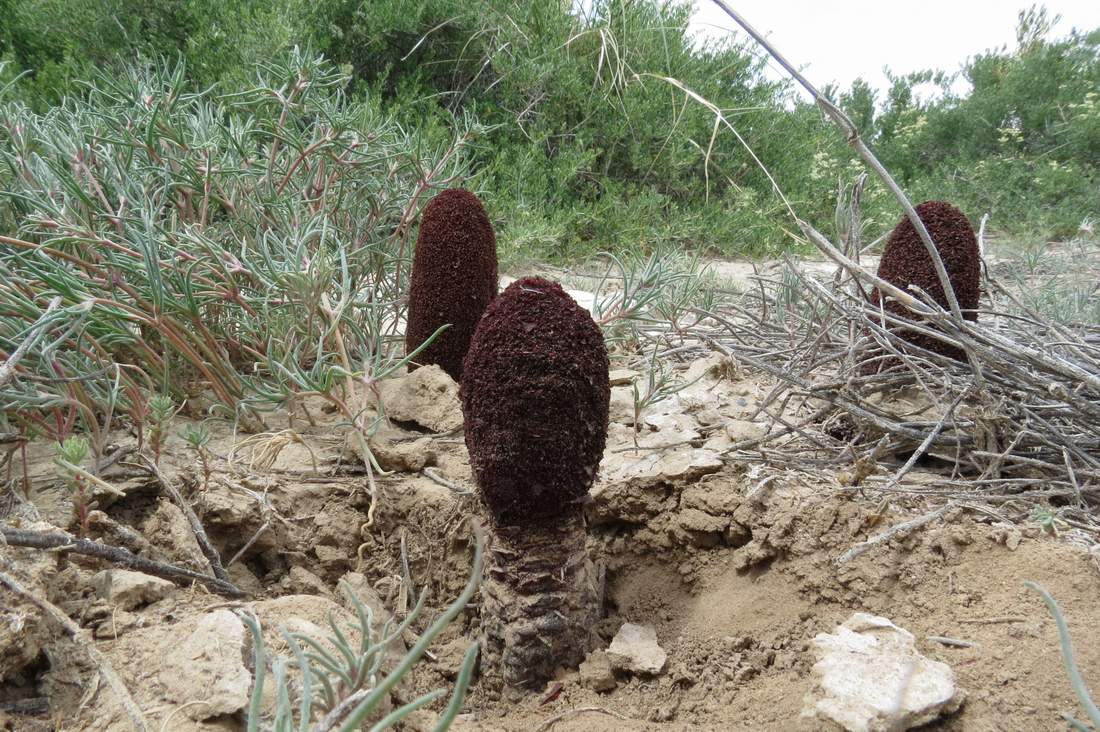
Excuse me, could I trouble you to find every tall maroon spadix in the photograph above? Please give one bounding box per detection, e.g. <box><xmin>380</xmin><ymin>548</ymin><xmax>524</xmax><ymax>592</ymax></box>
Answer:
<box><xmin>460</xmin><ymin>276</ymin><xmax>610</xmax><ymax>697</ymax></box>
<box><xmin>405</xmin><ymin>188</ymin><xmax>498</xmax><ymax>381</ymax></box>
<box><xmin>865</xmin><ymin>200</ymin><xmax>980</xmax><ymax>369</ymax></box>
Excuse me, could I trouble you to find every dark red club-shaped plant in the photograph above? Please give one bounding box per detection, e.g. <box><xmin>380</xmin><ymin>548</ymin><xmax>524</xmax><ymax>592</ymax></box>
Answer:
<box><xmin>461</xmin><ymin>276</ymin><xmax>610</xmax><ymax>697</ymax></box>
<box><xmin>405</xmin><ymin>188</ymin><xmax>498</xmax><ymax>381</ymax></box>
<box><xmin>867</xmin><ymin>200</ymin><xmax>980</xmax><ymax>367</ymax></box>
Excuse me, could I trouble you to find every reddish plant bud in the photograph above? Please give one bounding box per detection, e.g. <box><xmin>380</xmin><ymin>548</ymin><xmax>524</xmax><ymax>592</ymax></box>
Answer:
<box><xmin>461</xmin><ymin>276</ymin><xmax>610</xmax><ymax>525</ymax></box>
<box><xmin>871</xmin><ymin>200</ymin><xmax>980</xmax><ymax>362</ymax></box>
<box><xmin>405</xmin><ymin>188</ymin><xmax>498</xmax><ymax>381</ymax></box>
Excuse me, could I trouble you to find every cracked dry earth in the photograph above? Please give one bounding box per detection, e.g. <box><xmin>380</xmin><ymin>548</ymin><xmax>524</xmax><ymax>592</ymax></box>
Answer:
<box><xmin>2</xmin><ymin>356</ymin><xmax>1099</xmax><ymax>731</ymax></box>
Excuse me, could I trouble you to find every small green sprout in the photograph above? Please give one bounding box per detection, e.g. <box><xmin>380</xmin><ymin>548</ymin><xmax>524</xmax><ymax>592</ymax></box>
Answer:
<box><xmin>181</xmin><ymin>423</ymin><xmax>211</xmax><ymax>451</ymax></box>
<box><xmin>181</xmin><ymin>422</ymin><xmax>213</xmax><ymax>503</ymax></box>
<box><xmin>147</xmin><ymin>394</ymin><xmax>176</xmax><ymax>465</ymax></box>
<box><xmin>56</xmin><ymin>435</ymin><xmax>90</xmax><ymax>471</ymax></box>
<box><xmin>1030</xmin><ymin>506</ymin><xmax>1069</xmax><ymax>537</ymax></box>
<box><xmin>55</xmin><ymin>436</ymin><xmax>93</xmax><ymax>535</ymax></box>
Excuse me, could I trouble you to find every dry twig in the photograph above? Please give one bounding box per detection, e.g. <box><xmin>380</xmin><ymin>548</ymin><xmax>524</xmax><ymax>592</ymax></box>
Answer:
<box><xmin>626</xmin><ymin>2</ymin><xmax>1100</xmax><ymax>547</ymax></box>
<box><xmin>533</xmin><ymin>706</ymin><xmax>633</xmax><ymax>732</ymax></box>
<box><xmin>0</xmin><ymin>527</ymin><xmax>244</xmax><ymax>597</ymax></box>
<box><xmin>134</xmin><ymin>455</ymin><xmax>231</xmax><ymax>583</ymax></box>
<box><xmin>0</xmin><ymin>569</ymin><xmax>149</xmax><ymax>731</ymax></box>
<box><xmin>835</xmin><ymin>504</ymin><xmax>953</xmax><ymax>565</ymax></box>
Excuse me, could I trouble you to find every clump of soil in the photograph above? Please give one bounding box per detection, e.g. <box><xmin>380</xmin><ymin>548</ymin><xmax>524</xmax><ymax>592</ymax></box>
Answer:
<box><xmin>2</xmin><ymin>356</ymin><xmax>1098</xmax><ymax>731</ymax></box>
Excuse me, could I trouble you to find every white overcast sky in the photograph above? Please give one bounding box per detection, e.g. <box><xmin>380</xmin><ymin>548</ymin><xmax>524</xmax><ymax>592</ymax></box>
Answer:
<box><xmin>690</xmin><ymin>1</ymin><xmax>1100</xmax><ymax>98</ymax></box>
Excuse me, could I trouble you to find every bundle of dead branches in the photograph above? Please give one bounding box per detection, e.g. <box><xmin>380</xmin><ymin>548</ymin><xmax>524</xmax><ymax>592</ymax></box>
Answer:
<box><xmin>705</xmin><ymin>213</ymin><xmax>1100</xmax><ymax>517</ymax></box>
<box><xmin>691</xmin><ymin>1</ymin><xmax>1100</xmax><ymax>538</ymax></box>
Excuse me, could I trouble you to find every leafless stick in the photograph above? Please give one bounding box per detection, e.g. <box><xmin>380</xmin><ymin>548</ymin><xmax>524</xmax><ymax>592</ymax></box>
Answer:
<box><xmin>0</xmin><ymin>697</ymin><xmax>49</xmax><ymax>715</ymax></box>
<box><xmin>86</xmin><ymin>510</ymin><xmax>154</xmax><ymax>555</ymax></box>
<box><xmin>310</xmin><ymin>688</ymin><xmax>369</xmax><ymax>732</ymax></box>
<box><xmin>0</xmin><ymin>527</ymin><xmax>245</xmax><ymax>598</ymax></box>
<box><xmin>957</xmin><ymin>616</ymin><xmax>1026</xmax><ymax>625</ymax></box>
<box><xmin>399</xmin><ymin>530</ymin><xmax>414</xmax><ymax>612</ymax></box>
<box><xmin>747</xmin><ymin>474</ymin><xmax>780</xmax><ymax>502</ymax></box>
<box><xmin>134</xmin><ymin>456</ymin><xmax>230</xmax><ymax>583</ymax></box>
<box><xmin>879</xmin><ymin>392</ymin><xmax>967</xmax><ymax>493</ymax></box>
<box><xmin>927</xmin><ymin>635</ymin><xmax>976</xmax><ymax>648</ymax></box>
<box><xmin>533</xmin><ymin>706</ymin><xmax>632</xmax><ymax>732</ymax></box>
<box><xmin>95</xmin><ymin>444</ymin><xmax>135</xmax><ymax>475</ymax></box>
<box><xmin>0</xmin><ymin>569</ymin><xmax>149</xmax><ymax>731</ymax></box>
<box><xmin>423</xmin><ymin>467</ymin><xmax>471</xmax><ymax>494</ymax></box>
<box><xmin>225</xmin><ymin>521</ymin><xmax>269</xmax><ymax>568</ymax></box>
<box><xmin>835</xmin><ymin>504</ymin><xmax>952</xmax><ymax>565</ymax></box>
<box><xmin>1063</xmin><ymin>448</ymin><xmax>1085</xmax><ymax>507</ymax></box>
<box><xmin>722</xmin><ymin>404</ymin><xmax>832</xmax><ymax>455</ymax></box>
<box><xmin>971</xmin><ymin>452</ymin><xmax>1100</xmax><ymax>482</ymax></box>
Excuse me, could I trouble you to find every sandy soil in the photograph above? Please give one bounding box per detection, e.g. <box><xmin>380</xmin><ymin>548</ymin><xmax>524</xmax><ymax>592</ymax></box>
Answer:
<box><xmin>2</xmin><ymin>354</ymin><xmax>1098</xmax><ymax>732</ymax></box>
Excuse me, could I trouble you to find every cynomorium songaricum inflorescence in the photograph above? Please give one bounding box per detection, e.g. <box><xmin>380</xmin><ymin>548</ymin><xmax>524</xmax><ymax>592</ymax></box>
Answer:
<box><xmin>868</xmin><ymin>200</ymin><xmax>980</xmax><ymax>365</ymax></box>
<box><xmin>461</xmin><ymin>276</ymin><xmax>610</xmax><ymax>697</ymax></box>
<box><xmin>405</xmin><ymin>188</ymin><xmax>498</xmax><ymax>381</ymax></box>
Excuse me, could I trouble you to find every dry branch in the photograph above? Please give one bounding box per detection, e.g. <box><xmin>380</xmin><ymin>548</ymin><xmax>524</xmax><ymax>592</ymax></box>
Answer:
<box><xmin>0</xmin><ymin>569</ymin><xmax>149</xmax><ymax>731</ymax></box>
<box><xmin>688</xmin><ymin>3</ymin><xmax>1100</xmax><ymax>539</ymax></box>
<box><xmin>0</xmin><ymin>697</ymin><xmax>50</xmax><ymax>715</ymax></box>
<box><xmin>835</xmin><ymin>505</ymin><xmax>953</xmax><ymax>565</ymax></box>
<box><xmin>134</xmin><ymin>456</ymin><xmax>231</xmax><ymax>583</ymax></box>
<box><xmin>0</xmin><ymin>527</ymin><xmax>245</xmax><ymax>597</ymax></box>
<box><xmin>533</xmin><ymin>706</ymin><xmax>633</xmax><ymax>732</ymax></box>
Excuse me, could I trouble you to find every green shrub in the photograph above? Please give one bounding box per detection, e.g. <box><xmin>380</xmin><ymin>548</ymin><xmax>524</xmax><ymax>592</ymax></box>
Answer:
<box><xmin>1</xmin><ymin>0</ymin><xmax>1097</xmax><ymax>261</ymax></box>
<box><xmin>0</xmin><ymin>51</ymin><xmax>477</xmax><ymax>446</ymax></box>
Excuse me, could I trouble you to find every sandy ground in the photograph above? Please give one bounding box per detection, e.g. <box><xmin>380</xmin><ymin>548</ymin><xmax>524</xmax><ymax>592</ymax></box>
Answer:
<box><xmin>2</xmin><ymin>349</ymin><xmax>1098</xmax><ymax>732</ymax></box>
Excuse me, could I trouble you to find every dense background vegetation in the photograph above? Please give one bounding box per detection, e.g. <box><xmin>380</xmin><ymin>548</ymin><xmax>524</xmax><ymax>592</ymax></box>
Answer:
<box><xmin>1</xmin><ymin>0</ymin><xmax>1097</xmax><ymax>262</ymax></box>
